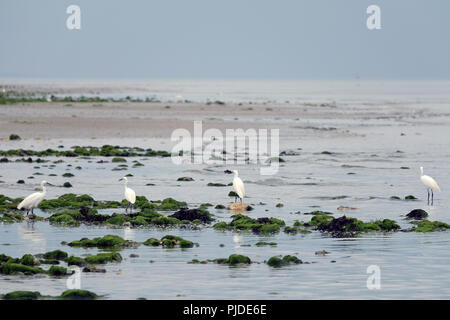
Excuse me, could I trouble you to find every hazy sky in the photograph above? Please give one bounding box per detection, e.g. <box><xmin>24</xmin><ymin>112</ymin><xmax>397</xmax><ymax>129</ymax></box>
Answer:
<box><xmin>1</xmin><ymin>0</ymin><xmax>449</xmax><ymax>79</ymax></box>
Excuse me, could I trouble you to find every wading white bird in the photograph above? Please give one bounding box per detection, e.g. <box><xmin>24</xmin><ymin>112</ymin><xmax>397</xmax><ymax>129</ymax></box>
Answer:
<box><xmin>119</xmin><ymin>177</ymin><xmax>136</xmax><ymax>213</ymax></box>
<box><xmin>420</xmin><ymin>166</ymin><xmax>441</xmax><ymax>205</ymax></box>
<box><xmin>232</xmin><ymin>170</ymin><xmax>245</xmax><ymax>203</ymax></box>
<box><xmin>17</xmin><ymin>180</ymin><xmax>53</xmax><ymax>215</ymax></box>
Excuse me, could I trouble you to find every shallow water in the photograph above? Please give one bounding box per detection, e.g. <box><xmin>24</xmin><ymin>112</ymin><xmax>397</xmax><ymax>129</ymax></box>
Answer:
<box><xmin>1</xmin><ymin>80</ymin><xmax>450</xmax><ymax>299</ymax></box>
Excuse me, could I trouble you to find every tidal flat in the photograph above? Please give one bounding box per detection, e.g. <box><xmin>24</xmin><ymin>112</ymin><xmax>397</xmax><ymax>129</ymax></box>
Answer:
<box><xmin>1</xmin><ymin>80</ymin><xmax>450</xmax><ymax>299</ymax></box>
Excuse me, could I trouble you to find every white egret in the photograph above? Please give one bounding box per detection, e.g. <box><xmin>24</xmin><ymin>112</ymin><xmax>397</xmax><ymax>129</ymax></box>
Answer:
<box><xmin>119</xmin><ymin>177</ymin><xmax>136</xmax><ymax>213</ymax></box>
<box><xmin>232</xmin><ymin>170</ymin><xmax>245</xmax><ymax>203</ymax></box>
<box><xmin>420</xmin><ymin>166</ymin><xmax>441</xmax><ymax>205</ymax></box>
<box><xmin>17</xmin><ymin>180</ymin><xmax>53</xmax><ymax>215</ymax></box>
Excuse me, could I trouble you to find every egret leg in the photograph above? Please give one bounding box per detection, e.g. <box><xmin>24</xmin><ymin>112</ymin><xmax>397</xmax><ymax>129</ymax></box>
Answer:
<box><xmin>432</xmin><ymin>190</ymin><xmax>434</xmax><ymax>205</ymax></box>
<box><xmin>130</xmin><ymin>204</ymin><xmax>133</xmax><ymax>214</ymax></box>
<box><xmin>31</xmin><ymin>208</ymin><xmax>34</xmax><ymax>214</ymax></box>
<box><xmin>427</xmin><ymin>189</ymin><xmax>430</xmax><ymax>205</ymax></box>
<box><xmin>26</xmin><ymin>210</ymin><xmax>29</xmax><ymax>216</ymax></box>
<box><xmin>234</xmin><ymin>196</ymin><xmax>237</xmax><ymax>203</ymax></box>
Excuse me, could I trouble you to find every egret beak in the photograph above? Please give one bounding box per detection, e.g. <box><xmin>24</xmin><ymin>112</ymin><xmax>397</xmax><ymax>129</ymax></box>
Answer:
<box><xmin>46</xmin><ymin>182</ymin><xmax>54</xmax><ymax>186</ymax></box>
<box><xmin>118</xmin><ymin>178</ymin><xmax>123</xmax><ymax>181</ymax></box>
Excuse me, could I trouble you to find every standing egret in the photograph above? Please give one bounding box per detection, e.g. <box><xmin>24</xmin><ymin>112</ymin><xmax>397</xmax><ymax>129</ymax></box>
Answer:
<box><xmin>232</xmin><ymin>170</ymin><xmax>245</xmax><ymax>203</ymax></box>
<box><xmin>17</xmin><ymin>180</ymin><xmax>53</xmax><ymax>215</ymax></box>
<box><xmin>420</xmin><ymin>166</ymin><xmax>441</xmax><ymax>205</ymax></box>
<box><xmin>119</xmin><ymin>177</ymin><xmax>136</xmax><ymax>213</ymax></box>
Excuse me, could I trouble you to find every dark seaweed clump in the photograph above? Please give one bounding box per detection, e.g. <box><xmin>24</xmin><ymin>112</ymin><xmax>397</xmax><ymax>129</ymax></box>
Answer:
<box><xmin>303</xmin><ymin>215</ymin><xmax>400</xmax><ymax>238</ymax></box>
<box><xmin>0</xmin><ymin>144</ymin><xmax>171</xmax><ymax>158</ymax></box>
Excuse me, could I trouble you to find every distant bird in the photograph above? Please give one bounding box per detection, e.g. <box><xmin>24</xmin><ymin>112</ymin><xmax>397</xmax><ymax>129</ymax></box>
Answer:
<box><xmin>420</xmin><ymin>167</ymin><xmax>441</xmax><ymax>205</ymax></box>
<box><xmin>232</xmin><ymin>170</ymin><xmax>245</xmax><ymax>203</ymax></box>
<box><xmin>119</xmin><ymin>177</ymin><xmax>136</xmax><ymax>213</ymax></box>
<box><xmin>17</xmin><ymin>180</ymin><xmax>53</xmax><ymax>215</ymax></box>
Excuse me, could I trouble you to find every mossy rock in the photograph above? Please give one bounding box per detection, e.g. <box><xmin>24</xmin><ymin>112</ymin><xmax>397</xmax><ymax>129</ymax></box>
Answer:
<box><xmin>48</xmin><ymin>266</ymin><xmax>68</xmax><ymax>276</ymax></box>
<box><xmin>215</xmin><ymin>204</ymin><xmax>226</xmax><ymax>209</ymax></box>
<box><xmin>148</xmin><ymin>216</ymin><xmax>176</xmax><ymax>225</ymax></box>
<box><xmin>131</xmin><ymin>216</ymin><xmax>148</xmax><ymax>226</ymax></box>
<box><xmin>84</xmin><ymin>252</ymin><xmax>122</xmax><ymax>264</ymax></box>
<box><xmin>67</xmin><ymin>234</ymin><xmax>135</xmax><ymax>249</ymax></box>
<box><xmin>169</xmin><ymin>207</ymin><xmax>213</xmax><ymax>223</ymax></box>
<box><xmin>309</xmin><ymin>215</ymin><xmax>400</xmax><ymax>238</ymax></box>
<box><xmin>3</xmin><ymin>291</ymin><xmax>40</xmax><ymax>300</ymax></box>
<box><xmin>105</xmin><ymin>213</ymin><xmax>128</xmax><ymax>226</ymax></box>
<box><xmin>60</xmin><ymin>289</ymin><xmax>98</xmax><ymax>300</ymax></box>
<box><xmin>304</xmin><ymin>210</ymin><xmax>333</xmax><ymax>216</ymax></box>
<box><xmin>405</xmin><ymin>195</ymin><xmax>418</xmax><ymax>200</ymax></box>
<box><xmin>177</xmin><ymin>177</ymin><xmax>194</xmax><ymax>181</ymax></box>
<box><xmin>255</xmin><ymin>241</ymin><xmax>277</xmax><ymax>246</ymax></box>
<box><xmin>143</xmin><ymin>235</ymin><xmax>194</xmax><ymax>248</ymax></box>
<box><xmin>215</xmin><ymin>254</ymin><xmax>251</xmax><ymax>266</ymax></box>
<box><xmin>406</xmin><ymin>209</ymin><xmax>428</xmax><ymax>220</ymax></box>
<box><xmin>267</xmin><ymin>255</ymin><xmax>302</xmax><ymax>267</ymax></box>
<box><xmin>158</xmin><ymin>198</ymin><xmax>187</xmax><ymax>210</ymax></box>
<box><xmin>20</xmin><ymin>254</ymin><xmax>36</xmax><ymax>266</ymax></box>
<box><xmin>43</xmin><ymin>250</ymin><xmax>68</xmax><ymax>260</ymax></box>
<box><xmin>112</xmin><ymin>157</ymin><xmax>127</xmax><ymax>163</ymax></box>
<box><xmin>49</xmin><ymin>213</ymin><xmax>79</xmax><ymax>226</ymax></box>
<box><xmin>410</xmin><ymin>220</ymin><xmax>450</xmax><ymax>232</ymax></box>
<box><xmin>213</xmin><ymin>214</ymin><xmax>285</xmax><ymax>234</ymax></box>
<box><xmin>65</xmin><ymin>256</ymin><xmax>86</xmax><ymax>266</ymax></box>
<box><xmin>142</xmin><ymin>238</ymin><xmax>160</xmax><ymax>246</ymax></box>
<box><xmin>0</xmin><ymin>263</ymin><xmax>46</xmax><ymax>275</ymax></box>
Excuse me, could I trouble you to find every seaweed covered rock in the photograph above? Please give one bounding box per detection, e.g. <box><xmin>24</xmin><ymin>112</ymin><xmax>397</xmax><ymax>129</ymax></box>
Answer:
<box><xmin>214</xmin><ymin>254</ymin><xmax>251</xmax><ymax>266</ymax></box>
<box><xmin>3</xmin><ymin>291</ymin><xmax>41</xmax><ymax>300</ymax></box>
<box><xmin>267</xmin><ymin>255</ymin><xmax>302</xmax><ymax>267</ymax></box>
<box><xmin>0</xmin><ymin>262</ymin><xmax>46</xmax><ymax>275</ymax></box>
<box><xmin>65</xmin><ymin>256</ymin><xmax>86</xmax><ymax>267</ymax></box>
<box><xmin>409</xmin><ymin>220</ymin><xmax>450</xmax><ymax>232</ymax></box>
<box><xmin>43</xmin><ymin>250</ymin><xmax>69</xmax><ymax>260</ymax></box>
<box><xmin>84</xmin><ymin>252</ymin><xmax>122</xmax><ymax>264</ymax></box>
<box><xmin>406</xmin><ymin>209</ymin><xmax>429</xmax><ymax>220</ymax></box>
<box><xmin>306</xmin><ymin>215</ymin><xmax>400</xmax><ymax>238</ymax></box>
<box><xmin>213</xmin><ymin>214</ymin><xmax>285</xmax><ymax>234</ymax></box>
<box><xmin>67</xmin><ymin>234</ymin><xmax>137</xmax><ymax>249</ymax></box>
<box><xmin>48</xmin><ymin>266</ymin><xmax>69</xmax><ymax>276</ymax></box>
<box><xmin>60</xmin><ymin>289</ymin><xmax>98</xmax><ymax>300</ymax></box>
<box><xmin>143</xmin><ymin>235</ymin><xmax>194</xmax><ymax>248</ymax></box>
<box><xmin>169</xmin><ymin>207</ymin><xmax>213</xmax><ymax>224</ymax></box>
<box><xmin>255</xmin><ymin>241</ymin><xmax>277</xmax><ymax>246</ymax></box>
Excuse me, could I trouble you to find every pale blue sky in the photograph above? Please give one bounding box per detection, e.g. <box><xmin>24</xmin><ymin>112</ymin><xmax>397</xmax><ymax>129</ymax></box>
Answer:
<box><xmin>1</xmin><ymin>0</ymin><xmax>449</xmax><ymax>79</ymax></box>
